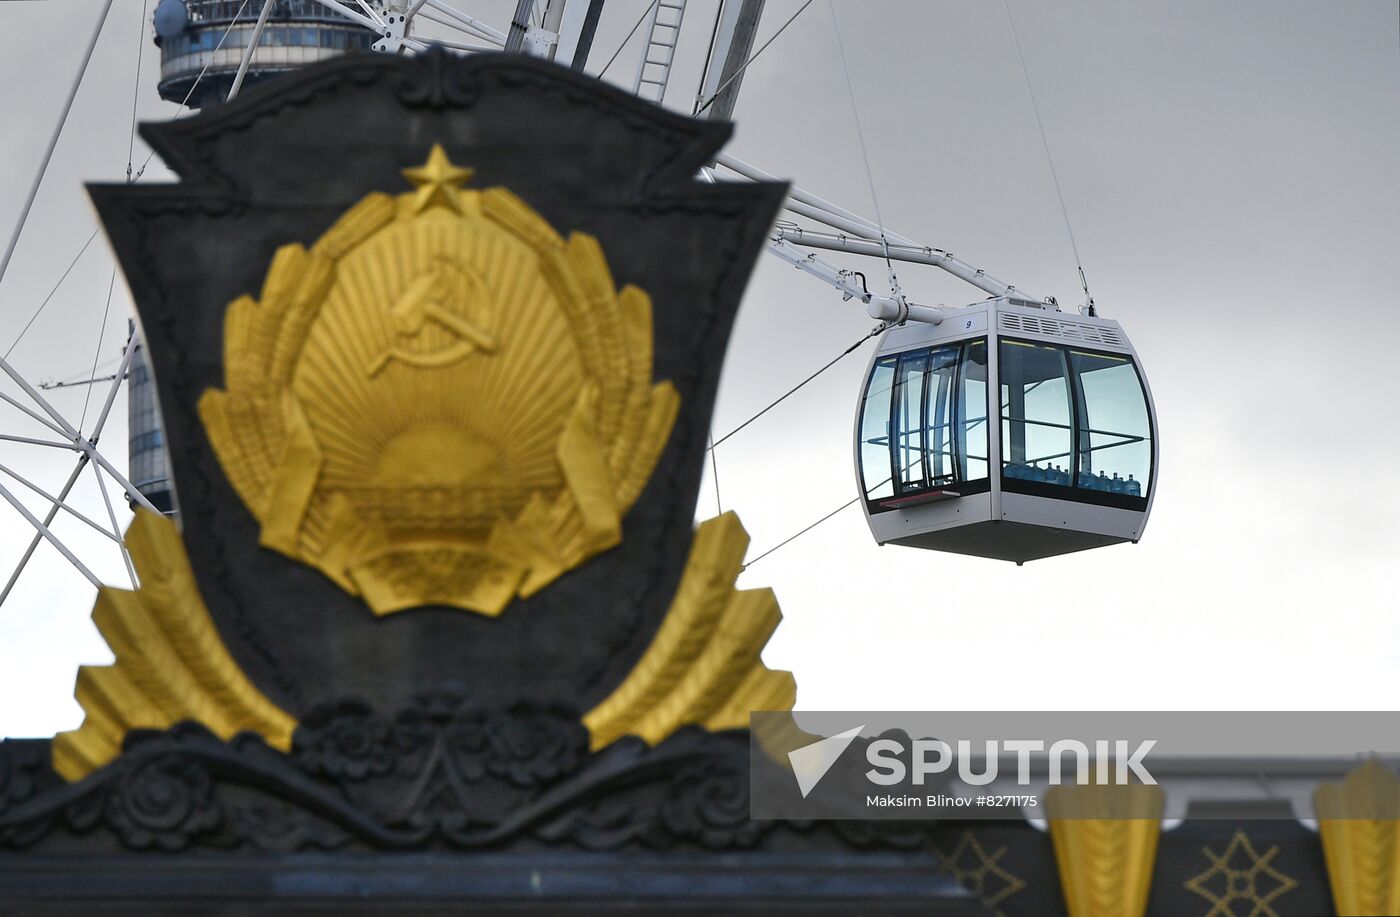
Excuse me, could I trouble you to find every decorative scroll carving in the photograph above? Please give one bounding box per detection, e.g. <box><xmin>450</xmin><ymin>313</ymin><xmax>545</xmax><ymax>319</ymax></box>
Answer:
<box><xmin>3</xmin><ymin>698</ymin><xmax>934</xmax><ymax>854</ymax></box>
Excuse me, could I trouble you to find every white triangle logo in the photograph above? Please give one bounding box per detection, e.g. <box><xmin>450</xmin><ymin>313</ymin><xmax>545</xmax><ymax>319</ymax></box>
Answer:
<box><xmin>787</xmin><ymin>725</ymin><xmax>865</xmax><ymax>799</ymax></box>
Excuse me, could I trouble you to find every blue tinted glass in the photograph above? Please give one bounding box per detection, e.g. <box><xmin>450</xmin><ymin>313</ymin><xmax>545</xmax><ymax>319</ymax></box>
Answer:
<box><xmin>1000</xmin><ymin>340</ymin><xmax>1074</xmax><ymax>487</ymax></box>
<box><xmin>859</xmin><ymin>357</ymin><xmax>896</xmax><ymax>501</ymax></box>
<box><xmin>1071</xmin><ymin>350</ymin><xmax>1151</xmax><ymax>498</ymax></box>
<box><xmin>893</xmin><ymin>350</ymin><xmax>929</xmax><ymax>492</ymax></box>
<box><xmin>957</xmin><ymin>339</ymin><xmax>989</xmax><ymax>482</ymax></box>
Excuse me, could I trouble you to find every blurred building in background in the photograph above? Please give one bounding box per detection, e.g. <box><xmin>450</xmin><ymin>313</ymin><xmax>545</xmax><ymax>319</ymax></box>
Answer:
<box><xmin>125</xmin><ymin>330</ymin><xmax>175</xmax><ymax>515</ymax></box>
<box><xmin>152</xmin><ymin>0</ymin><xmax>374</xmax><ymax>109</ymax></box>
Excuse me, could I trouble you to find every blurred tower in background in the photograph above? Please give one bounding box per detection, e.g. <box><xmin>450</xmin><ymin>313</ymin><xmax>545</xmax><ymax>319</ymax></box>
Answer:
<box><xmin>126</xmin><ymin>328</ymin><xmax>175</xmax><ymax>515</ymax></box>
<box><xmin>129</xmin><ymin>0</ymin><xmax>373</xmax><ymax>516</ymax></box>
<box><xmin>152</xmin><ymin>0</ymin><xmax>374</xmax><ymax>109</ymax></box>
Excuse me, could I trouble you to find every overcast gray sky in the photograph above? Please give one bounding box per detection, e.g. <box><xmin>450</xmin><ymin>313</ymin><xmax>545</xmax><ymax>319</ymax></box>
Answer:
<box><xmin>2</xmin><ymin>0</ymin><xmax>1399</xmax><ymax>738</ymax></box>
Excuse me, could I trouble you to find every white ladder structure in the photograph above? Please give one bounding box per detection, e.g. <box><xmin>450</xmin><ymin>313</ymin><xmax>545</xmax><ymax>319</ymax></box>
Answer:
<box><xmin>632</xmin><ymin>0</ymin><xmax>688</xmax><ymax>103</ymax></box>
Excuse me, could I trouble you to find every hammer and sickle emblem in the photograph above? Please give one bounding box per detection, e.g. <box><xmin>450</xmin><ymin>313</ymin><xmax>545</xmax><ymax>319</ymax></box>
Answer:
<box><xmin>368</xmin><ymin>255</ymin><xmax>500</xmax><ymax>376</ymax></box>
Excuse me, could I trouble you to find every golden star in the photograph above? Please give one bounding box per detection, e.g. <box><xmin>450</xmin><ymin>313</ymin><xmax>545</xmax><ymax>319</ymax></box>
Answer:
<box><xmin>402</xmin><ymin>144</ymin><xmax>474</xmax><ymax>214</ymax></box>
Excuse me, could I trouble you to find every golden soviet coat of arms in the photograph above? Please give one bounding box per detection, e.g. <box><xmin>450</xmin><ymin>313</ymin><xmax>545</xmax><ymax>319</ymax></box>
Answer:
<box><xmin>199</xmin><ymin>146</ymin><xmax>678</xmax><ymax>616</ymax></box>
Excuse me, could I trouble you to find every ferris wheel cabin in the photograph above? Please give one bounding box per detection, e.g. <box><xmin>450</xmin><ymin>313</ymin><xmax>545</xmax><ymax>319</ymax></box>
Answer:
<box><xmin>855</xmin><ymin>298</ymin><xmax>1157</xmax><ymax>564</ymax></box>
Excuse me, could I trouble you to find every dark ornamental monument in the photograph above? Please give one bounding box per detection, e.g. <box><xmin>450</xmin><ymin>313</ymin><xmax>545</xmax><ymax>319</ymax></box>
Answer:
<box><xmin>0</xmin><ymin>51</ymin><xmax>976</xmax><ymax>913</ymax></box>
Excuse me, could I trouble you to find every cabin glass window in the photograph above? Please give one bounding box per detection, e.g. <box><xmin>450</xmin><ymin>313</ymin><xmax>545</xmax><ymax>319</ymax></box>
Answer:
<box><xmin>893</xmin><ymin>351</ymin><xmax>929</xmax><ymax>492</ymax></box>
<box><xmin>959</xmin><ymin>340</ymin><xmax>989</xmax><ymax>483</ymax></box>
<box><xmin>924</xmin><ymin>347</ymin><xmax>960</xmax><ymax>487</ymax></box>
<box><xmin>1071</xmin><ymin>350</ymin><xmax>1152</xmax><ymax>498</ymax></box>
<box><xmin>1000</xmin><ymin>340</ymin><xmax>1074</xmax><ymax>486</ymax></box>
<box><xmin>859</xmin><ymin>356</ymin><xmax>896</xmax><ymax>500</ymax></box>
<box><xmin>999</xmin><ymin>337</ymin><xmax>1152</xmax><ymax>507</ymax></box>
<box><xmin>860</xmin><ymin>340</ymin><xmax>988</xmax><ymax>511</ymax></box>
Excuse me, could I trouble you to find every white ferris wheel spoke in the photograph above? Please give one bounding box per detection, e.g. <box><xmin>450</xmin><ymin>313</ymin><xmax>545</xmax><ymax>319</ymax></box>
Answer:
<box><xmin>0</xmin><ymin>391</ymin><xmax>73</xmax><ymax>439</ymax></box>
<box><xmin>0</xmin><ymin>472</ymin><xmax>102</xmax><ymax>591</ymax></box>
<box><xmin>0</xmin><ymin>434</ymin><xmax>82</xmax><ymax>451</ymax></box>
<box><xmin>0</xmin><ymin>457</ymin><xmax>92</xmax><ymax>607</ymax></box>
<box><xmin>418</xmin><ymin>0</ymin><xmax>506</xmax><ymax>45</ymax></box>
<box><xmin>0</xmin><ymin>463</ymin><xmax>123</xmax><ymax>545</ymax></box>
<box><xmin>89</xmin><ymin>460</ymin><xmax>138</xmax><ymax>589</ymax></box>
<box><xmin>0</xmin><ymin>330</ymin><xmax>149</xmax><ymax>606</ymax></box>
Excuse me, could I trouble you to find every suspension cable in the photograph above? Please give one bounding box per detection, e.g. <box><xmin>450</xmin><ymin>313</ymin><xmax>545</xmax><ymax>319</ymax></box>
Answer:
<box><xmin>827</xmin><ymin>0</ymin><xmax>900</xmax><ymax>297</ymax></box>
<box><xmin>132</xmin><ymin>0</ymin><xmax>254</xmax><ymax>181</ymax></box>
<box><xmin>597</xmin><ymin>0</ymin><xmax>659</xmax><ymax>78</ymax></box>
<box><xmin>694</xmin><ymin>0</ymin><xmax>816</xmax><ymax>116</ymax></box>
<box><xmin>126</xmin><ymin>0</ymin><xmax>151</xmax><ymax>181</ymax></box>
<box><xmin>78</xmin><ymin>270</ymin><xmax>119</xmax><ymax>435</ymax></box>
<box><xmin>708</xmin><ymin>324</ymin><xmax>883</xmax><ymax>451</ymax></box>
<box><xmin>745</xmin><ymin>468</ymin><xmax>896</xmax><ymax>567</ymax></box>
<box><xmin>745</xmin><ymin>495</ymin><xmax>859</xmax><ymax>568</ymax></box>
<box><xmin>708</xmin><ymin>434</ymin><xmax>722</xmax><ymax>515</ymax></box>
<box><xmin>1002</xmin><ymin>0</ymin><xmax>1093</xmax><ymax>310</ymax></box>
<box><xmin>4</xmin><ymin>230</ymin><xmax>99</xmax><ymax>360</ymax></box>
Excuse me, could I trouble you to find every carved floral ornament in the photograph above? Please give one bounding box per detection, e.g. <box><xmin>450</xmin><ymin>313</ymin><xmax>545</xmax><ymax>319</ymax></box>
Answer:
<box><xmin>199</xmin><ymin>144</ymin><xmax>679</xmax><ymax>616</ymax></box>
